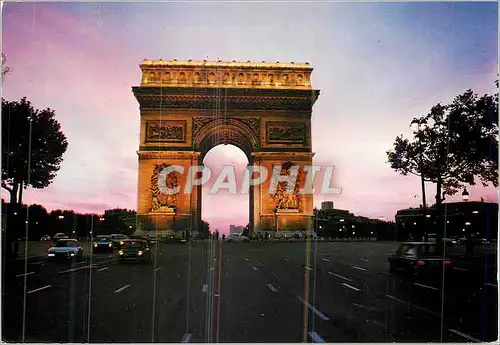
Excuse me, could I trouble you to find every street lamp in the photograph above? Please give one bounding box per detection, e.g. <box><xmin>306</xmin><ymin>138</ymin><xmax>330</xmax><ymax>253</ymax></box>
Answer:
<box><xmin>273</xmin><ymin>208</ymin><xmax>278</xmax><ymax>232</ymax></box>
<box><xmin>462</xmin><ymin>188</ymin><xmax>469</xmax><ymax>202</ymax></box>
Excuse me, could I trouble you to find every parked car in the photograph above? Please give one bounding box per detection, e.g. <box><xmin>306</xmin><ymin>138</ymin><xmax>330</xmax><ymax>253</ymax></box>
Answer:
<box><xmin>46</xmin><ymin>239</ymin><xmax>83</xmax><ymax>261</ymax></box>
<box><xmin>117</xmin><ymin>239</ymin><xmax>151</xmax><ymax>264</ymax></box>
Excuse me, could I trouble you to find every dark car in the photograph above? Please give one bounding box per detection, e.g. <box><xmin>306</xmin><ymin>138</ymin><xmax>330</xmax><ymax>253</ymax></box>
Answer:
<box><xmin>47</xmin><ymin>239</ymin><xmax>83</xmax><ymax>261</ymax></box>
<box><xmin>110</xmin><ymin>234</ymin><xmax>129</xmax><ymax>248</ymax></box>
<box><xmin>117</xmin><ymin>239</ymin><xmax>151</xmax><ymax>263</ymax></box>
<box><xmin>388</xmin><ymin>242</ymin><xmax>454</xmax><ymax>278</ymax></box>
<box><xmin>93</xmin><ymin>235</ymin><xmax>114</xmax><ymax>253</ymax></box>
<box><xmin>129</xmin><ymin>235</ymin><xmax>152</xmax><ymax>247</ymax></box>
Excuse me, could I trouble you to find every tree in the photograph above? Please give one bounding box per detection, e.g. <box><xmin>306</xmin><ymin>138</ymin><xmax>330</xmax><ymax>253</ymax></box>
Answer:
<box><xmin>2</xmin><ymin>98</ymin><xmax>68</xmax><ymax>204</ymax></box>
<box><xmin>1</xmin><ymin>53</ymin><xmax>10</xmax><ymax>79</ymax></box>
<box><xmin>387</xmin><ymin>88</ymin><xmax>498</xmax><ymax>241</ymax></box>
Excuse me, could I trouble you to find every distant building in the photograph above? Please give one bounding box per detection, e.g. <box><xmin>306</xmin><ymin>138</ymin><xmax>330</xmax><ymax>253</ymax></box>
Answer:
<box><xmin>313</xmin><ymin>206</ymin><xmax>395</xmax><ymax>240</ymax></box>
<box><xmin>229</xmin><ymin>225</ymin><xmax>244</xmax><ymax>235</ymax></box>
<box><xmin>395</xmin><ymin>201</ymin><xmax>498</xmax><ymax>241</ymax></box>
<box><xmin>321</xmin><ymin>201</ymin><xmax>334</xmax><ymax>210</ymax></box>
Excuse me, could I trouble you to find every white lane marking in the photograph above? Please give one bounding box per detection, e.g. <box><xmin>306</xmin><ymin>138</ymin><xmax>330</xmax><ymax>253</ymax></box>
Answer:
<box><xmin>96</xmin><ymin>267</ymin><xmax>108</xmax><ymax>272</ymax></box>
<box><xmin>270</xmin><ymin>271</ymin><xmax>282</xmax><ymax>282</ymax></box>
<box><xmin>413</xmin><ymin>305</ymin><xmax>441</xmax><ymax>318</ymax></box>
<box><xmin>322</xmin><ymin>258</ymin><xmax>330</xmax><ymax>262</ymax></box>
<box><xmin>16</xmin><ymin>272</ymin><xmax>35</xmax><ymax>278</ymax></box>
<box><xmin>267</xmin><ymin>284</ymin><xmax>278</xmax><ymax>292</ymax></box>
<box><xmin>296</xmin><ymin>296</ymin><xmax>330</xmax><ymax>321</ymax></box>
<box><xmin>413</xmin><ymin>282</ymin><xmax>439</xmax><ymax>291</ymax></box>
<box><xmin>181</xmin><ymin>333</ymin><xmax>192</xmax><ymax>343</ymax></box>
<box><xmin>284</xmin><ymin>257</ymin><xmax>290</xmax><ymax>262</ymax></box>
<box><xmin>114</xmin><ymin>284</ymin><xmax>131</xmax><ymax>294</ymax></box>
<box><xmin>155</xmin><ymin>267</ymin><xmax>162</xmax><ymax>271</ymax></box>
<box><xmin>31</xmin><ymin>261</ymin><xmax>44</xmax><ymax>265</ymax></box>
<box><xmin>385</xmin><ymin>294</ymin><xmax>408</xmax><ymax>304</ymax></box>
<box><xmin>252</xmin><ymin>266</ymin><xmax>258</xmax><ymax>271</ymax></box>
<box><xmin>202</xmin><ymin>284</ymin><xmax>208</xmax><ymax>293</ymax></box>
<box><xmin>485</xmin><ymin>282</ymin><xmax>498</xmax><ymax>287</ymax></box>
<box><xmin>58</xmin><ymin>264</ymin><xmax>95</xmax><ymax>274</ymax></box>
<box><xmin>448</xmin><ymin>329</ymin><xmax>481</xmax><ymax>342</ymax></box>
<box><xmin>27</xmin><ymin>285</ymin><xmax>51</xmax><ymax>294</ymax></box>
<box><xmin>352</xmin><ymin>266</ymin><xmax>366</xmax><ymax>271</ymax></box>
<box><xmin>328</xmin><ymin>271</ymin><xmax>351</xmax><ymax>282</ymax></box>
<box><xmin>452</xmin><ymin>267</ymin><xmax>469</xmax><ymax>272</ymax></box>
<box><xmin>244</xmin><ymin>257</ymin><xmax>249</xmax><ymax>261</ymax></box>
<box><xmin>342</xmin><ymin>283</ymin><xmax>361</xmax><ymax>292</ymax></box>
<box><xmin>304</xmin><ymin>266</ymin><xmax>313</xmax><ymax>271</ymax></box>
<box><xmin>308</xmin><ymin>332</ymin><xmax>325</xmax><ymax>343</ymax></box>
<box><xmin>360</xmin><ymin>258</ymin><xmax>369</xmax><ymax>262</ymax></box>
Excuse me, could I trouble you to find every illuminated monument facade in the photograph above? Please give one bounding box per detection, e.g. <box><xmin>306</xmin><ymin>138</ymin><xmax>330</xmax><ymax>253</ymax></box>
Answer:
<box><xmin>132</xmin><ymin>59</ymin><xmax>320</xmax><ymax>235</ymax></box>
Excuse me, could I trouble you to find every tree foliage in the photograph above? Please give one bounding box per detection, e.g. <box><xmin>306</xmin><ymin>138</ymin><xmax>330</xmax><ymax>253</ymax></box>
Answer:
<box><xmin>387</xmin><ymin>88</ymin><xmax>498</xmax><ymax>204</ymax></box>
<box><xmin>1</xmin><ymin>53</ymin><xmax>10</xmax><ymax>78</ymax></box>
<box><xmin>2</xmin><ymin>98</ymin><xmax>68</xmax><ymax>204</ymax></box>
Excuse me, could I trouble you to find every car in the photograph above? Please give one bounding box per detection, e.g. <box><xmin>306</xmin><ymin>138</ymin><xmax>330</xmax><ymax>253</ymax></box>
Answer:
<box><xmin>52</xmin><ymin>233</ymin><xmax>68</xmax><ymax>243</ymax></box>
<box><xmin>40</xmin><ymin>234</ymin><xmax>51</xmax><ymax>241</ymax></box>
<box><xmin>117</xmin><ymin>239</ymin><xmax>151</xmax><ymax>263</ymax></box>
<box><xmin>47</xmin><ymin>239</ymin><xmax>83</xmax><ymax>261</ymax></box>
<box><xmin>109</xmin><ymin>233</ymin><xmax>129</xmax><ymax>248</ymax></box>
<box><xmin>92</xmin><ymin>235</ymin><xmax>114</xmax><ymax>253</ymax></box>
<box><xmin>388</xmin><ymin>242</ymin><xmax>453</xmax><ymax>278</ymax></box>
<box><xmin>129</xmin><ymin>235</ymin><xmax>153</xmax><ymax>247</ymax></box>
<box><xmin>225</xmin><ymin>234</ymin><xmax>250</xmax><ymax>243</ymax></box>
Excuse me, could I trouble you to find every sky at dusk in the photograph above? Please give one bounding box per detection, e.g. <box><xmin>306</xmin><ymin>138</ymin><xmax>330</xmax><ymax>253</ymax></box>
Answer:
<box><xmin>2</xmin><ymin>2</ymin><xmax>498</xmax><ymax>233</ymax></box>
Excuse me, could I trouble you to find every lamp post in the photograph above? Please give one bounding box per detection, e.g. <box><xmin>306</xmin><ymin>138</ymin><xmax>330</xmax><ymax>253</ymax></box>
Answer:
<box><xmin>411</xmin><ymin>119</ymin><xmax>428</xmax><ymax>241</ymax></box>
<box><xmin>273</xmin><ymin>208</ymin><xmax>278</xmax><ymax>232</ymax></box>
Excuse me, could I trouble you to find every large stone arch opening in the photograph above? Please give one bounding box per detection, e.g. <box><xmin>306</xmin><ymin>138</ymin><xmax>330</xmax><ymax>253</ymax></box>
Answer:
<box><xmin>132</xmin><ymin>59</ymin><xmax>320</xmax><ymax>237</ymax></box>
<box><xmin>201</xmin><ymin>144</ymin><xmax>250</xmax><ymax>234</ymax></box>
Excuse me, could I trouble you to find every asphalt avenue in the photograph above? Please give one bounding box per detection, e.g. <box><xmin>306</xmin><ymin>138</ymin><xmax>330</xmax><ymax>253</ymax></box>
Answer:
<box><xmin>2</xmin><ymin>241</ymin><xmax>497</xmax><ymax>343</ymax></box>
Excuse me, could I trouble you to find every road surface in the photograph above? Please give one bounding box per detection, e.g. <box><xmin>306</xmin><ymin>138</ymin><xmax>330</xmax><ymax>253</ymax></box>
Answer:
<box><xmin>2</xmin><ymin>241</ymin><xmax>497</xmax><ymax>342</ymax></box>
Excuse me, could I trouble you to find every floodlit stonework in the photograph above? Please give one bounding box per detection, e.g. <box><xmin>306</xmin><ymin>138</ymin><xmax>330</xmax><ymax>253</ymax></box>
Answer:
<box><xmin>132</xmin><ymin>59</ymin><xmax>321</xmax><ymax>235</ymax></box>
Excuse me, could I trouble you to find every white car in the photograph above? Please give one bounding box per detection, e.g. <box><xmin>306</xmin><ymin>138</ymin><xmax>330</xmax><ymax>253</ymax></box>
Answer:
<box><xmin>225</xmin><ymin>234</ymin><xmax>250</xmax><ymax>243</ymax></box>
<box><xmin>47</xmin><ymin>239</ymin><xmax>83</xmax><ymax>260</ymax></box>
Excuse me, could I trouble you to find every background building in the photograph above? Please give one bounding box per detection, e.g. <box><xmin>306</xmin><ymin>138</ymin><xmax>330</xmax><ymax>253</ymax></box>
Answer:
<box><xmin>313</xmin><ymin>206</ymin><xmax>395</xmax><ymax>240</ymax></box>
<box><xmin>395</xmin><ymin>201</ymin><xmax>498</xmax><ymax>241</ymax></box>
<box><xmin>229</xmin><ymin>225</ymin><xmax>245</xmax><ymax>235</ymax></box>
<box><xmin>321</xmin><ymin>201</ymin><xmax>334</xmax><ymax>210</ymax></box>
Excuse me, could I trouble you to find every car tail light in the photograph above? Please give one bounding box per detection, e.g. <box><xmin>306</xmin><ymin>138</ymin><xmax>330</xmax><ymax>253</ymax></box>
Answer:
<box><xmin>444</xmin><ymin>260</ymin><xmax>451</xmax><ymax>265</ymax></box>
<box><xmin>416</xmin><ymin>260</ymin><xmax>425</xmax><ymax>265</ymax></box>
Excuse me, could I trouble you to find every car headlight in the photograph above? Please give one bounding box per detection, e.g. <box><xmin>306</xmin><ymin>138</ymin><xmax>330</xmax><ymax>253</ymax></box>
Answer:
<box><xmin>108</xmin><ymin>243</ymin><xmax>112</xmax><ymax>247</ymax></box>
<box><xmin>70</xmin><ymin>252</ymin><xmax>75</xmax><ymax>256</ymax></box>
<box><xmin>48</xmin><ymin>253</ymin><xmax>55</xmax><ymax>257</ymax></box>
<box><xmin>94</xmin><ymin>243</ymin><xmax>98</xmax><ymax>247</ymax></box>
<box><xmin>119</xmin><ymin>240</ymin><xmax>124</xmax><ymax>245</ymax></box>
<box><xmin>118</xmin><ymin>250</ymin><xmax>124</xmax><ymax>255</ymax></box>
<box><xmin>138</xmin><ymin>251</ymin><xmax>143</xmax><ymax>256</ymax></box>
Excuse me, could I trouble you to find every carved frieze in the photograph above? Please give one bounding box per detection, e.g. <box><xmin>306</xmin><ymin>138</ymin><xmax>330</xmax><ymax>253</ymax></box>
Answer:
<box><xmin>266</xmin><ymin>122</ymin><xmax>306</xmax><ymax>143</ymax></box>
<box><xmin>150</xmin><ymin>164</ymin><xmax>180</xmax><ymax>213</ymax></box>
<box><xmin>193</xmin><ymin>117</ymin><xmax>213</xmax><ymax>138</ymax></box>
<box><xmin>271</xmin><ymin>163</ymin><xmax>303</xmax><ymax>210</ymax></box>
<box><xmin>146</xmin><ymin>120</ymin><xmax>186</xmax><ymax>143</ymax></box>
<box><xmin>139</xmin><ymin>60</ymin><xmax>313</xmax><ymax>90</ymax></box>
<box><xmin>238</xmin><ymin>117</ymin><xmax>260</xmax><ymax>137</ymax></box>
